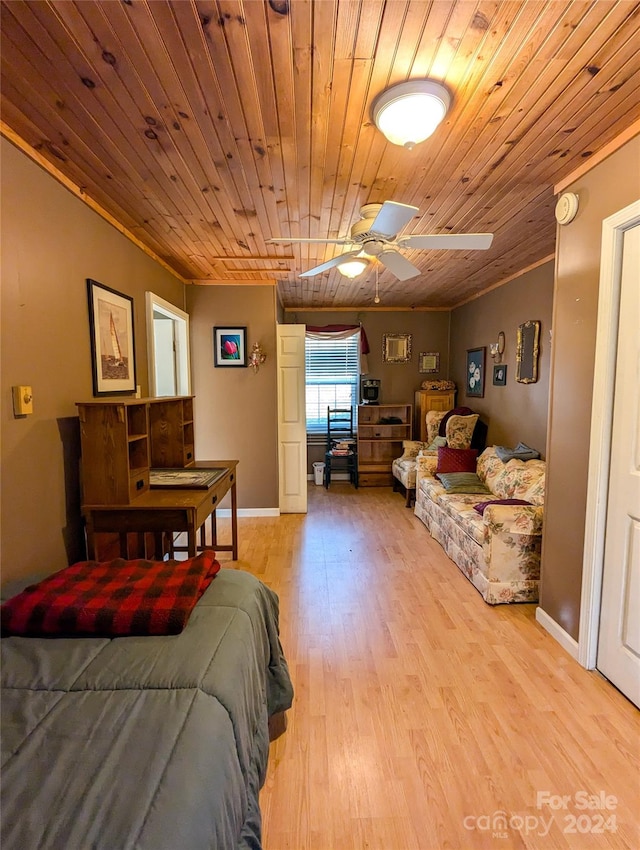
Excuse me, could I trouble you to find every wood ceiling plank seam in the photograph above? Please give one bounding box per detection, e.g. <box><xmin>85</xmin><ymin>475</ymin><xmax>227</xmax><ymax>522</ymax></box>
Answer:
<box><xmin>0</xmin><ymin>63</ymin><xmax>199</xmax><ymax>272</ymax></box>
<box><xmin>5</xmin><ymin>1</ymin><xmax>207</xmax><ymax>262</ymax></box>
<box><xmin>163</xmin><ymin>2</ymin><xmax>277</xmax><ymax>267</ymax></box>
<box><xmin>164</xmin><ymin>0</ymin><xmax>275</xmax><ymax>255</ymax></box>
<box><xmin>73</xmin><ymin>1</ymin><xmax>235</xmax><ymax>260</ymax></box>
<box><xmin>140</xmin><ymin>16</ymin><xmax>272</xmax><ymax>267</ymax></box>
<box><xmin>425</xmin><ymin>0</ymin><xmax>489</xmax><ymax>83</ymax></box>
<box><xmin>307</xmin><ymin>0</ymin><xmax>338</xmax><ymax>248</ymax></box>
<box><xmin>237</xmin><ymin>1</ymin><xmax>294</xmax><ymax>242</ymax></box>
<box><xmin>321</xmin><ymin>0</ymin><xmax>380</xmax><ymax>241</ymax></box>
<box><xmin>206</xmin><ymin>1</ymin><xmax>289</xmax><ymax>247</ymax></box>
<box><xmin>392</xmin><ymin>0</ymin><xmax>624</xmax><ymax>235</ymax></box>
<box><xmin>89</xmin><ymin>0</ymin><xmax>244</xmax><ymax>258</ymax></box>
<box><xmin>24</xmin><ymin>0</ymin><xmax>206</xmax><ymax>238</ymax></box>
<box><xmin>290</xmin><ymin>0</ymin><xmax>314</xmax><ymax>269</ymax></box>
<box><xmin>0</xmin><ymin>69</ymin><xmax>158</xmax><ymax>235</ymax></box>
<box><xmin>0</xmin><ymin>3</ymin><xmax>177</xmax><ymax>211</ymax></box>
<box><xmin>395</xmin><ymin>0</ymin><xmax>581</xmax><ymax>219</ymax></box>
<box><xmin>328</xmin><ymin>1</ymin><xmax>416</xmax><ymax>240</ymax></box>
<box><xmin>448</xmin><ymin>23</ymin><xmax>640</xmax><ymax>228</ymax></box>
<box><xmin>263</xmin><ymin>2</ymin><xmax>304</xmax><ymax>250</ymax></box>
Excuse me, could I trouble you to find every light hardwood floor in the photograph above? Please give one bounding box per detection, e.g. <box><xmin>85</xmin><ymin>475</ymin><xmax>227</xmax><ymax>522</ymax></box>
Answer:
<box><xmin>217</xmin><ymin>483</ymin><xmax>639</xmax><ymax>850</ymax></box>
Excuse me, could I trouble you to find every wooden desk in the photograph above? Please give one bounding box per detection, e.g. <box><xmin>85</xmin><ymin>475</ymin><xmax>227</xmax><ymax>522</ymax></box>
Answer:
<box><xmin>83</xmin><ymin>460</ymin><xmax>238</xmax><ymax>561</ymax></box>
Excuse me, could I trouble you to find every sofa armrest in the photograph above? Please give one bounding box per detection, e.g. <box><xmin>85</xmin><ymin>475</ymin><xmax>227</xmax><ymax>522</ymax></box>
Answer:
<box><xmin>483</xmin><ymin>505</ymin><xmax>544</xmax><ymax>581</ymax></box>
<box><xmin>415</xmin><ymin>452</ymin><xmax>438</xmax><ymax>489</ymax></box>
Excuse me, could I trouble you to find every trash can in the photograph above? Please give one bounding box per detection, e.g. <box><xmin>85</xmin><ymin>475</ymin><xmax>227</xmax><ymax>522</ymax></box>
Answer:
<box><xmin>313</xmin><ymin>462</ymin><xmax>325</xmax><ymax>485</ymax></box>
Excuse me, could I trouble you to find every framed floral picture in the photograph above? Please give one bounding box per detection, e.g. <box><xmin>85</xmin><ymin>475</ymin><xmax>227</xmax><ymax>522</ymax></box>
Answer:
<box><xmin>466</xmin><ymin>347</ymin><xmax>486</xmax><ymax>397</ymax></box>
<box><xmin>213</xmin><ymin>326</ymin><xmax>247</xmax><ymax>367</ymax></box>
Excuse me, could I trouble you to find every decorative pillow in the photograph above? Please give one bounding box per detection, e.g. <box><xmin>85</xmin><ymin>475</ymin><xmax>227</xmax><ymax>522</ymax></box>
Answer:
<box><xmin>425</xmin><ymin>411</ymin><xmax>446</xmax><ymax>445</ymax></box>
<box><xmin>437</xmin><ymin>472</ymin><xmax>492</xmax><ymax>494</ymax></box>
<box><xmin>438</xmin><ymin>406</ymin><xmax>474</xmax><ymax>437</ymax></box>
<box><xmin>436</xmin><ymin>446</ymin><xmax>478</xmax><ymax>477</ymax></box>
<box><xmin>426</xmin><ymin>435</ymin><xmax>447</xmax><ymax>451</ymax></box>
<box><xmin>445</xmin><ymin>413</ymin><xmax>479</xmax><ymax>449</ymax></box>
<box><xmin>473</xmin><ymin>498</ymin><xmax>533</xmax><ymax>515</ymax></box>
<box><xmin>400</xmin><ymin>440</ymin><xmax>428</xmax><ymax>459</ymax></box>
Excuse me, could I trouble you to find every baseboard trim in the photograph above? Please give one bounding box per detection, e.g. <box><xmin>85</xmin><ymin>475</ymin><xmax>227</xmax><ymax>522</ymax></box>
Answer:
<box><xmin>216</xmin><ymin>508</ymin><xmax>280</xmax><ymax>517</ymax></box>
<box><xmin>535</xmin><ymin>607</ymin><xmax>579</xmax><ymax>661</ymax></box>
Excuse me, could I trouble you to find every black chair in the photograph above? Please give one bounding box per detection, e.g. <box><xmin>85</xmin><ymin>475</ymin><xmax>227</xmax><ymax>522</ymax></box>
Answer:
<box><xmin>324</xmin><ymin>407</ymin><xmax>358</xmax><ymax>488</ymax></box>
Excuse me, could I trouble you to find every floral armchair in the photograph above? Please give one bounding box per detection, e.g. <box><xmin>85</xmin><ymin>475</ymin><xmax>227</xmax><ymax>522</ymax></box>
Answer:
<box><xmin>392</xmin><ymin>411</ymin><xmax>481</xmax><ymax>507</ymax></box>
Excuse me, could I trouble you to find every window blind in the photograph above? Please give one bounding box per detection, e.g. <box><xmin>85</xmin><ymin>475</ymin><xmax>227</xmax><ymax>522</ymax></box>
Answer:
<box><xmin>305</xmin><ymin>333</ymin><xmax>360</xmax><ymax>435</ymax></box>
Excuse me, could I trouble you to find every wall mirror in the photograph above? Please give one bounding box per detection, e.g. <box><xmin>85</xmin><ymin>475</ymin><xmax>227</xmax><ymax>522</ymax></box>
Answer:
<box><xmin>516</xmin><ymin>320</ymin><xmax>541</xmax><ymax>383</ymax></box>
<box><xmin>418</xmin><ymin>352</ymin><xmax>440</xmax><ymax>373</ymax></box>
<box><xmin>383</xmin><ymin>333</ymin><xmax>412</xmax><ymax>363</ymax></box>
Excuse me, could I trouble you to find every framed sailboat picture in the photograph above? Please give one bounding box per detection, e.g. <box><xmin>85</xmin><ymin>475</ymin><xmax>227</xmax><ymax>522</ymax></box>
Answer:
<box><xmin>87</xmin><ymin>279</ymin><xmax>137</xmax><ymax>396</ymax></box>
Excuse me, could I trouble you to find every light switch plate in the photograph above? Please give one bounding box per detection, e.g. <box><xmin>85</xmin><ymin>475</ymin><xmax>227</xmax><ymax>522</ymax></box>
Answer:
<box><xmin>12</xmin><ymin>385</ymin><xmax>33</xmax><ymax>415</ymax></box>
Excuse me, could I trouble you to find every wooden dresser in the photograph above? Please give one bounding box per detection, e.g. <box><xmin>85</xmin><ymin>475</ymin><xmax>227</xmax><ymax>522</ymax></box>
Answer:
<box><xmin>414</xmin><ymin>389</ymin><xmax>456</xmax><ymax>441</ymax></box>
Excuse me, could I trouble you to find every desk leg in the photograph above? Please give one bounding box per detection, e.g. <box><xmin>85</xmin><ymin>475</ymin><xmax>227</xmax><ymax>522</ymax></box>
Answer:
<box><xmin>85</xmin><ymin>516</ymin><xmax>96</xmax><ymax>560</ymax></box>
<box><xmin>187</xmin><ymin>512</ymin><xmax>196</xmax><ymax>558</ymax></box>
<box><xmin>231</xmin><ymin>480</ymin><xmax>238</xmax><ymax>560</ymax></box>
<box><xmin>210</xmin><ymin>510</ymin><xmax>218</xmax><ymax>548</ymax></box>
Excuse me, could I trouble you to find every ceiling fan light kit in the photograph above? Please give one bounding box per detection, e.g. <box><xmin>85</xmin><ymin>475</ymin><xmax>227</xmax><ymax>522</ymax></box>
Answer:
<box><xmin>337</xmin><ymin>259</ymin><xmax>368</xmax><ymax>278</ymax></box>
<box><xmin>269</xmin><ymin>199</ymin><xmax>493</xmax><ymax>281</ymax></box>
<box><xmin>372</xmin><ymin>80</ymin><xmax>451</xmax><ymax>149</ymax></box>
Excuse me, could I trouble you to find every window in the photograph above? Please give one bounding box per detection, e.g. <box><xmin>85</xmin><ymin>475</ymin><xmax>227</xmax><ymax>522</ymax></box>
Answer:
<box><xmin>305</xmin><ymin>333</ymin><xmax>360</xmax><ymax>436</ymax></box>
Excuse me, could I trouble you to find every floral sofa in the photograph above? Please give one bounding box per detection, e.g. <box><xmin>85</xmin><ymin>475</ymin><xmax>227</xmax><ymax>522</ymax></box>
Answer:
<box><xmin>414</xmin><ymin>447</ymin><xmax>546</xmax><ymax>604</ymax></box>
<box><xmin>392</xmin><ymin>410</ymin><xmax>482</xmax><ymax>507</ymax></box>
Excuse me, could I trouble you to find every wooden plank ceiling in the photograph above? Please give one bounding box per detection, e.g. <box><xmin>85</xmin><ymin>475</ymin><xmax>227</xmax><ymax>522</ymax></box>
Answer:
<box><xmin>1</xmin><ymin>0</ymin><xmax>639</xmax><ymax>308</ymax></box>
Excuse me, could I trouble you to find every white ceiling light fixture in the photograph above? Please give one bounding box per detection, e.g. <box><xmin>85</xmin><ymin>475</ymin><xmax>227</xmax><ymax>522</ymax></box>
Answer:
<box><xmin>372</xmin><ymin>80</ymin><xmax>451</xmax><ymax>150</ymax></box>
<box><xmin>336</xmin><ymin>259</ymin><xmax>368</xmax><ymax>278</ymax></box>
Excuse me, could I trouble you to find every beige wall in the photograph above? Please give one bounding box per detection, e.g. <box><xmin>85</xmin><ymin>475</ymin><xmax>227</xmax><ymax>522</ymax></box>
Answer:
<box><xmin>541</xmin><ymin>135</ymin><xmax>640</xmax><ymax>640</ymax></box>
<box><xmin>450</xmin><ymin>262</ymin><xmax>555</xmax><ymax>454</ymax></box>
<box><xmin>186</xmin><ymin>285</ymin><xmax>279</xmax><ymax>509</ymax></box>
<box><xmin>1</xmin><ymin>140</ymin><xmax>185</xmax><ymax>583</ymax></box>
<box><xmin>285</xmin><ymin>308</ymin><xmax>451</xmax><ymax>469</ymax></box>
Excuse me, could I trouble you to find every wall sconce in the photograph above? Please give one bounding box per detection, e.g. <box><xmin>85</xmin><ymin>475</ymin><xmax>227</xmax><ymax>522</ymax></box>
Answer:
<box><xmin>249</xmin><ymin>342</ymin><xmax>267</xmax><ymax>373</ymax></box>
<box><xmin>490</xmin><ymin>331</ymin><xmax>506</xmax><ymax>363</ymax></box>
<box><xmin>371</xmin><ymin>79</ymin><xmax>451</xmax><ymax>149</ymax></box>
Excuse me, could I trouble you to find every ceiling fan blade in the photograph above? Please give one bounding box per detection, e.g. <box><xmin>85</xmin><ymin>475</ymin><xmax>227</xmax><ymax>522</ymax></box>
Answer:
<box><xmin>299</xmin><ymin>250</ymin><xmax>363</xmax><ymax>278</ymax></box>
<box><xmin>267</xmin><ymin>237</ymin><xmax>354</xmax><ymax>245</ymax></box>
<box><xmin>378</xmin><ymin>250</ymin><xmax>421</xmax><ymax>281</ymax></box>
<box><xmin>398</xmin><ymin>233</ymin><xmax>494</xmax><ymax>250</ymax></box>
<box><xmin>370</xmin><ymin>201</ymin><xmax>419</xmax><ymax>237</ymax></box>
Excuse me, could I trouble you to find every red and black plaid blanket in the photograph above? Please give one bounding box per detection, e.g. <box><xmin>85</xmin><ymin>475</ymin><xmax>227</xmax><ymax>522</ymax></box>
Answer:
<box><xmin>1</xmin><ymin>551</ymin><xmax>220</xmax><ymax>638</ymax></box>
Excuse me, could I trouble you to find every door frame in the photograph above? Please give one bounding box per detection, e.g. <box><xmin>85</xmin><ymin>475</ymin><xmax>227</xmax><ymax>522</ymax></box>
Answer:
<box><xmin>145</xmin><ymin>292</ymin><xmax>191</xmax><ymax>397</ymax></box>
<box><xmin>579</xmin><ymin>199</ymin><xmax>640</xmax><ymax>668</ymax></box>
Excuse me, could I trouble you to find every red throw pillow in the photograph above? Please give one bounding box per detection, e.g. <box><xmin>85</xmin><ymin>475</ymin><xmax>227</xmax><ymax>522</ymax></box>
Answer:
<box><xmin>473</xmin><ymin>498</ymin><xmax>532</xmax><ymax>515</ymax></box>
<box><xmin>436</xmin><ymin>446</ymin><xmax>478</xmax><ymax>477</ymax></box>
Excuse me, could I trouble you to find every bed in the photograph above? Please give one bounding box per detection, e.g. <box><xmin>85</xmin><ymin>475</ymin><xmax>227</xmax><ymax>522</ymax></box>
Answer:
<box><xmin>0</xmin><ymin>567</ymin><xmax>293</xmax><ymax>850</ymax></box>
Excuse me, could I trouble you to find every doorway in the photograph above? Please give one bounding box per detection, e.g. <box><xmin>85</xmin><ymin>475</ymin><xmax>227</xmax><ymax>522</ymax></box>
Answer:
<box><xmin>145</xmin><ymin>292</ymin><xmax>191</xmax><ymax>397</ymax></box>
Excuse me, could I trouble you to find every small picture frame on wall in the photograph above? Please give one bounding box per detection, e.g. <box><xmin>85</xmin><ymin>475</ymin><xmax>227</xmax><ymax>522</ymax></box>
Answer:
<box><xmin>466</xmin><ymin>347</ymin><xmax>486</xmax><ymax>397</ymax></box>
<box><xmin>493</xmin><ymin>364</ymin><xmax>507</xmax><ymax>386</ymax></box>
<box><xmin>213</xmin><ymin>326</ymin><xmax>247</xmax><ymax>367</ymax></box>
<box><xmin>87</xmin><ymin>278</ymin><xmax>137</xmax><ymax>396</ymax></box>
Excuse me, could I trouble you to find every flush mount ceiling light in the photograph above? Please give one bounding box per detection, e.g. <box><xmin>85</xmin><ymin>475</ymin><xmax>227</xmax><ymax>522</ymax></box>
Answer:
<box><xmin>372</xmin><ymin>80</ymin><xmax>451</xmax><ymax>150</ymax></box>
<box><xmin>336</xmin><ymin>259</ymin><xmax>368</xmax><ymax>278</ymax></box>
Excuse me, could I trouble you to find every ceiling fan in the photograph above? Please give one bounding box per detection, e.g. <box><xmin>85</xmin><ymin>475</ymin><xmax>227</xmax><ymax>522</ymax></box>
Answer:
<box><xmin>267</xmin><ymin>201</ymin><xmax>494</xmax><ymax>281</ymax></box>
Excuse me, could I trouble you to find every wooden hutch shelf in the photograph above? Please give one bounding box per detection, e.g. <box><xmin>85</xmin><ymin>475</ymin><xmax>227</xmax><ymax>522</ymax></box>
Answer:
<box><xmin>357</xmin><ymin>403</ymin><xmax>412</xmax><ymax>486</ymax></box>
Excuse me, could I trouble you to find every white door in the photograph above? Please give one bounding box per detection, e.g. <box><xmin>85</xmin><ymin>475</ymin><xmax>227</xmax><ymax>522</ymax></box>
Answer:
<box><xmin>277</xmin><ymin>324</ymin><xmax>307</xmax><ymax>513</ymax></box>
<box><xmin>597</xmin><ymin>221</ymin><xmax>640</xmax><ymax>707</ymax></box>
